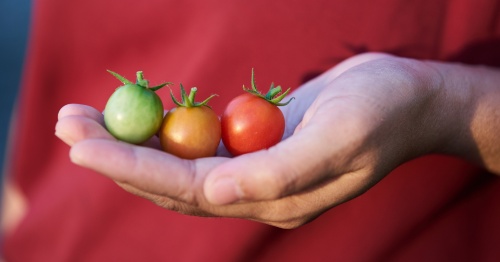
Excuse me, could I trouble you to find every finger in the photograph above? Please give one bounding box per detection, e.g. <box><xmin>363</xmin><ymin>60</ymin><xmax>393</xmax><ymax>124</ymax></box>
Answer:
<box><xmin>71</xmin><ymin>140</ymin><xmax>371</xmax><ymax>228</ymax></box>
<box><xmin>57</xmin><ymin>104</ymin><xmax>162</xmax><ymax>148</ymax></box>
<box><xmin>70</xmin><ymin>139</ymin><xmax>227</xmax><ymax>204</ymax></box>
<box><xmin>73</xmin><ymin>141</ymin><xmax>265</xmax><ymax>219</ymax></box>
<box><xmin>55</xmin><ymin>115</ymin><xmax>115</xmax><ymax>146</ymax></box>
<box><xmin>58</xmin><ymin>104</ymin><xmax>104</xmax><ymax>124</ymax></box>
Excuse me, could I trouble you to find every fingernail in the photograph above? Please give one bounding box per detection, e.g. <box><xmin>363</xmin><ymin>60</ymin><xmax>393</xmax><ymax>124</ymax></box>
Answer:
<box><xmin>207</xmin><ymin>177</ymin><xmax>243</xmax><ymax>205</ymax></box>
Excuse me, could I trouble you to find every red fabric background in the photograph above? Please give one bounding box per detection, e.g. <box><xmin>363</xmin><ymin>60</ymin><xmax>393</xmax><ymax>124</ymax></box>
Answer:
<box><xmin>3</xmin><ymin>0</ymin><xmax>500</xmax><ymax>261</ymax></box>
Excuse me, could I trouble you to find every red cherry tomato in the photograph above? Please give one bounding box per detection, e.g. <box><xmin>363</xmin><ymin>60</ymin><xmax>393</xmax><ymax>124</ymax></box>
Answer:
<box><xmin>221</xmin><ymin>93</ymin><xmax>285</xmax><ymax>156</ymax></box>
<box><xmin>221</xmin><ymin>69</ymin><xmax>294</xmax><ymax>156</ymax></box>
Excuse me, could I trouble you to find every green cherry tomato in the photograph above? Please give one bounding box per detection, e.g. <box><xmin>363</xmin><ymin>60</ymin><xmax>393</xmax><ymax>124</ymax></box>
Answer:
<box><xmin>104</xmin><ymin>70</ymin><xmax>171</xmax><ymax>144</ymax></box>
<box><xmin>159</xmin><ymin>85</ymin><xmax>220</xmax><ymax>159</ymax></box>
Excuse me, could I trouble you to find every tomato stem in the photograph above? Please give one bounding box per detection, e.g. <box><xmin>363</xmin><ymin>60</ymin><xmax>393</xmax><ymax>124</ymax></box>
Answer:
<box><xmin>170</xmin><ymin>84</ymin><xmax>217</xmax><ymax>108</ymax></box>
<box><xmin>242</xmin><ymin>68</ymin><xmax>294</xmax><ymax>106</ymax></box>
<box><xmin>187</xmin><ymin>86</ymin><xmax>197</xmax><ymax>107</ymax></box>
<box><xmin>136</xmin><ymin>71</ymin><xmax>149</xmax><ymax>88</ymax></box>
<box><xmin>251</xmin><ymin>68</ymin><xmax>258</xmax><ymax>91</ymax></box>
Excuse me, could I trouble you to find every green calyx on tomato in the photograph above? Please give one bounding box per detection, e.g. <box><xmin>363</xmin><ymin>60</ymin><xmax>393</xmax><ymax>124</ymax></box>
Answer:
<box><xmin>243</xmin><ymin>68</ymin><xmax>294</xmax><ymax>106</ymax></box>
<box><xmin>170</xmin><ymin>83</ymin><xmax>218</xmax><ymax>108</ymax></box>
<box><xmin>107</xmin><ymin>70</ymin><xmax>172</xmax><ymax>91</ymax></box>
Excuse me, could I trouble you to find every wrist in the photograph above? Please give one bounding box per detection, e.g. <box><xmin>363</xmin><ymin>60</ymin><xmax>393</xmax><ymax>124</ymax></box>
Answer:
<box><xmin>426</xmin><ymin>61</ymin><xmax>500</xmax><ymax>173</ymax></box>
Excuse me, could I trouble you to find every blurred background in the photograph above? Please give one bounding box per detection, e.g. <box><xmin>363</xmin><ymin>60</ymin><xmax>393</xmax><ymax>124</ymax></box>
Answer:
<box><xmin>0</xmin><ymin>0</ymin><xmax>31</xmax><ymax>198</ymax></box>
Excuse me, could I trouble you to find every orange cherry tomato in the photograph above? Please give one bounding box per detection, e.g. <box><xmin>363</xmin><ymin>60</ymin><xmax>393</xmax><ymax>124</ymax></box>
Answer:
<box><xmin>159</xmin><ymin>85</ymin><xmax>220</xmax><ymax>159</ymax></box>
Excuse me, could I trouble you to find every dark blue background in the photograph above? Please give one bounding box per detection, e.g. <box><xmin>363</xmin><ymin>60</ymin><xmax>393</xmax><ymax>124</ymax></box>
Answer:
<box><xmin>0</xmin><ymin>0</ymin><xmax>31</xmax><ymax>177</ymax></box>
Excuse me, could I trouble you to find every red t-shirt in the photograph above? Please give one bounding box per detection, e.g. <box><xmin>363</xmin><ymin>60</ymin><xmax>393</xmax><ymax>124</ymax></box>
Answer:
<box><xmin>4</xmin><ymin>0</ymin><xmax>500</xmax><ymax>261</ymax></box>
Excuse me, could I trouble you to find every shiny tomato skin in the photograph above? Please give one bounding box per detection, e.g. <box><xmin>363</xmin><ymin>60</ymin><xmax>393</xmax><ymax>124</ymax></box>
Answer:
<box><xmin>160</xmin><ymin>106</ymin><xmax>221</xmax><ymax>159</ymax></box>
<box><xmin>104</xmin><ymin>84</ymin><xmax>164</xmax><ymax>144</ymax></box>
<box><xmin>221</xmin><ymin>93</ymin><xmax>285</xmax><ymax>156</ymax></box>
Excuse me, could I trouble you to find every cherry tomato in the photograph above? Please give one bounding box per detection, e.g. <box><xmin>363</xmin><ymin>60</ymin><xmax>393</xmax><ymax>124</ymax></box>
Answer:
<box><xmin>160</xmin><ymin>85</ymin><xmax>220</xmax><ymax>159</ymax></box>
<box><xmin>221</xmin><ymin>69</ymin><xmax>294</xmax><ymax>156</ymax></box>
<box><xmin>104</xmin><ymin>70</ymin><xmax>171</xmax><ymax>144</ymax></box>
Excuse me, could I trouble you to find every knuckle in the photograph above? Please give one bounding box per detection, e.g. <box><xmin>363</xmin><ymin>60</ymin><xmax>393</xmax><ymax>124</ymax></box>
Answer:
<box><xmin>250</xmin><ymin>199</ymin><xmax>318</xmax><ymax>229</ymax></box>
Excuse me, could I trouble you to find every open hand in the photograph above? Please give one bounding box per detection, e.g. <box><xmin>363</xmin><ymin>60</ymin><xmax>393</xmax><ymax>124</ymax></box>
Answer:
<box><xmin>55</xmin><ymin>53</ymin><xmax>452</xmax><ymax>228</ymax></box>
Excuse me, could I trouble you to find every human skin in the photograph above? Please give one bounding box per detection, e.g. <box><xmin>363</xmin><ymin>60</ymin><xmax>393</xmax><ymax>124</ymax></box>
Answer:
<box><xmin>55</xmin><ymin>53</ymin><xmax>500</xmax><ymax>229</ymax></box>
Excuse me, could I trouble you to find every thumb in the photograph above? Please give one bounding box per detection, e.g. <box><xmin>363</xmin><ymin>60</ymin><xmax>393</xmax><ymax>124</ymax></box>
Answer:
<box><xmin>203</xmin><ymin>123</ymin><xmax>338</xmax><ymax>205</ymax></box>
